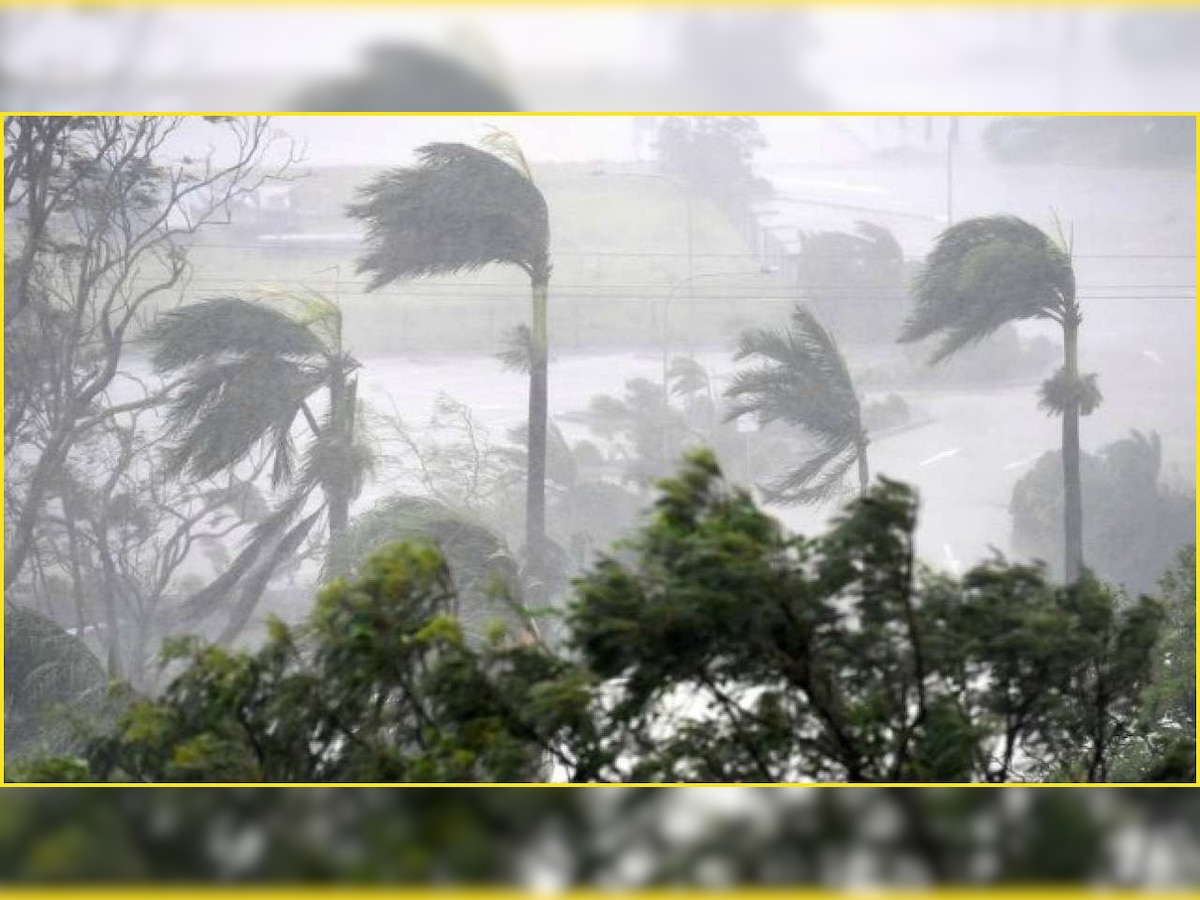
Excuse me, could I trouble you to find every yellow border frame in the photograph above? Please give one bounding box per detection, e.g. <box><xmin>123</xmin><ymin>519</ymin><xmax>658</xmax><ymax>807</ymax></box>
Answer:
<box><xmin>1</xmin><ymin>112</ymin><xmax>1196</xmax><ymax>788</ymax></box>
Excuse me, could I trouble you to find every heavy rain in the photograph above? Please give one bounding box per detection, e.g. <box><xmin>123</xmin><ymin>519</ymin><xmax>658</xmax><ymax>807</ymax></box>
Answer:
<box><xmin>4</xmin><ymin>114</ymin><xmax>1195</xmax><ymax>786</ymax></box>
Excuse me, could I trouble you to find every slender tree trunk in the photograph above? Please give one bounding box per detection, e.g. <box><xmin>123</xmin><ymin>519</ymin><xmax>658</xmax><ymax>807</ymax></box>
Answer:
<box><xmin>856</xmin><ymin>439</ymin><xmax>871</xmax><ymax>496</ymax></box>
<box><xmin>1062</xmin><ymin>314</ymin><xmax>1084</xmax><ymax>583</ymax></box>
<box><xmin>325</xmin><ymin>371</ymin><xmax>353</xmax><ymax>539</ymax></box>
<box><xmin>5</xmin><ymin>427</ymin><xmax>71</xmax><ymax>588</ymax></box>
<box><xmin>95</xmin><ymin>520</ymin><xmax>123</xmax><ymax>679</ymax></box>
<box><xmin>525</xmin><ymin>273</ymin><xmax>550</xmax><ymax>591</ymax></box>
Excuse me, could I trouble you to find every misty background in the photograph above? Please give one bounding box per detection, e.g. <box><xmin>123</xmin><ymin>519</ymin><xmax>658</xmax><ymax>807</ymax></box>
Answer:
<box><xmin>4</xmin><ymin>113</ymin><xmax>1195</xmax><ymax>782</ymax></box>
<box><xmin>155</xmin><ymin>114</ymin><xmax>1196</xmax><ymax>581</ymax></box>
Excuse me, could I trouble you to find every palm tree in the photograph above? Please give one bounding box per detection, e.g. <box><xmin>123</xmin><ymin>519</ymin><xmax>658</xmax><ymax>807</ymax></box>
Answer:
<box><xmin>900</xmin><ymin>215</ymin><xmax>1099</xmax><ymax>583</ymax></box>
<box><xmin>5</xmin><ymin>603</ymin><xmax>108</xmax><ymax>763</ymax></box>
<box><xmin>149</xmin><ymin>289</ymin><xmax>371</xmax><ymax>540</ymax></box>
<box><xmin>725</xmin><ymin>304</ymin><xmax>869</xmax><ymax>504</ymax></box>
<box><xmin>347</xmin><ymin>134</ymin><xmax>553</xmax><ymax>583</ymax></box>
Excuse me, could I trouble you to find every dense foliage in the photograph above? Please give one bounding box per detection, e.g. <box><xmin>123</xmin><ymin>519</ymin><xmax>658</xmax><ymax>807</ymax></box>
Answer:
<box><xmin>1010</xmin><ymin>431</ymin><xmax>1195</xmax><ymax>595</ymax></box>
<box><xmin>15</xmin><ymin>452</ymin><xmax>1186</xmax><ymax>784</ymax></box>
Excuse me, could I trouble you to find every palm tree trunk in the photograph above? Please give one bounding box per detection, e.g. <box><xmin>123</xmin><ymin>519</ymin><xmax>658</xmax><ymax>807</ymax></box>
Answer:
<box><xmin>856</xmin><ymin>440</ymin><xmax>871</xmax><ymax>496</ymax></box>
<box><xmin>1062</xmin><ymin>315</ymin><xmax>1084</xmax><ymax>583</ymax></box>
<box><xmin>525</xmin><ymin>274</ymin><xmax>550</xmax><ymax>588</ymax></box>
<box><xmin>325</xmin><ymin>371</ymin><xmax>353</xmax><ymax>539</ymax></box>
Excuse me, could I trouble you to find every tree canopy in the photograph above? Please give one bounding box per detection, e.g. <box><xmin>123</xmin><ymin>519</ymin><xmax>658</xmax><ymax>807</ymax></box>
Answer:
<box><xmin>14</xmin><ymin>452</ymin><xmax>1186</xmax><ymax>784</ymax></box>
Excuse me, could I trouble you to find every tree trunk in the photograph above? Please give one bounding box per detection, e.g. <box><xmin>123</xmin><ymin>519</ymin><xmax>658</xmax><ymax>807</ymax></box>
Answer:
<box><xmin>325</xmin><ymin>371</ymin><xmax>354</xmax><ymax>540</ymax></box>
<box><xmin>95</xmin><ymin>521</ymin><xmax>123</xmax><ymax>680</ymax></box>
<box><xmin>1062</xmin><ymin>315</ymin><xmax>1084</xmax><ymax>583</ymax></box>
<box><xmin>856</xmin><ymin>439</ymin><xmax>871</xmax><ymax>496</ymax></box>
<box><xmin>5</xmin><ymin>428</ymin><xmax>71</xmax><ymax>588</ymax></box>
<box><xmin>525</xmin><ymin>274</ymin><xmax>550</xmax><ymax>592</ymax></box>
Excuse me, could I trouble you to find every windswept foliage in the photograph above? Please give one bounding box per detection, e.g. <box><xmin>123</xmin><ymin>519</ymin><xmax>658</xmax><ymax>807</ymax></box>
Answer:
<box><xmin>726</xmin><ymin>304</ymin><xmax>868</xmax><ymax>504</ymax></box>
<box><xmin>902</xmin><ymin>214</ymin><xmax>1096</xmax><ymax>583</ymax></box>
<box><xmin>18</xmin><ymin>453</ymin><xmax>1177</xmax><ymax>784</ymax></box>
<box><xmin>348</xmin><ymin>136</ymin><xmax>554</xmax><ymax>592</ymax></box>
<box><xmin>149</xmin><ymin>292</ymin><xmax>372</xmax><ymax>536</ymax></box>
<box><xmin>348</xmin><ymin>142</ymin><xmax>549</xmax><ymax>288</ymax></box>
<box><xmin>324</xmin><ymin>494</ymin><xmax>534</xmax><ymax>645</ymax></box>
<box><xmin>796</xmin><ymin>221</ymin><xmax>909</xmax><ymax>343</ymax></box>
<box><xmin>1010</xmin><ymin>431</ymin><xmax>1194</xmax><ymax>594</ymax></box>
<box><xmin>902</xmin><ymin>216</ymin><xmax>1075</xmax><ymax>363</ymax></box>
<box><xmin>4</xmin><ymin>605</ymin><xmax>109</xmax><ymax>763</ymax></box>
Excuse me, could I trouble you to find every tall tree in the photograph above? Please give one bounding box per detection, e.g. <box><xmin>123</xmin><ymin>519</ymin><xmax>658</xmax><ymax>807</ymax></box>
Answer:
<box><xmin>726</xmin><ymin>304</ymin><xmax>869</xmax><ymax>504</ymax></box>
<box><xmin>18</xmin><ymin>453</ymin><xmax>1168</xmax><ymax>784</ymax></box>
<box><xmin>900</xmin><ymin>215</ymin><xmax>1099</xmax><ymax>582</ymax></box>
<box><xmin>3</xmin><ymin>116</ymin><xmax>295</xmax><ymax>590</ymax></box>
<box><xmin>348</xmin><ymin>135</ymin><xmax>553</xmax><ymax>586</ymax></box>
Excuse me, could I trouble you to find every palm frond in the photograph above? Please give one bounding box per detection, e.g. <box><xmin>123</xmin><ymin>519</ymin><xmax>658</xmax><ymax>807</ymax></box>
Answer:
<box><xmin>174</xmin><ymin>489</ymin><xmax>316</xmax><ymax>628</ymax></box>
<box><xmin>852</xmin><ymin>220</ymin><xmax>904</xmax><ymax>260</ymax></box>
<box><xmin>668</xmin><ymin>355</ymin><xmax>710</xmax><ymax>398</ymax></box>
<box><xmin>149</xmin><ymin>297</ymin><xmax>328</xmax><ymax>372</ymax></box>
<box><xmin>1037</xmin><ymin>368</ymin><xmax>1103</xmax><ymax>418</ymax></box>
<box><xmin>259</xmin><ymin>285</ymin><xmax>343</xmax><ymax>354</ymax></box>
<box><xmin>215</xmin><ymin>508</ymin><xmax>324</xmax><ymax>646</ymax></box>
<box><xmin>901</xmin><ymin>215</ymin><xmax>1074</xmax><ymax>363</ymax></box>
<box><xmin>479</xmin><ymin>128</ymin><xmax>534</xmax><ymax>181</ymax></box>
<box><xmin>760</xmin><ymin>444</ymin><xmax>859</xmax><ymax>507</ymax></box>
<box><xmin>299</xmin><ymin>412</ymin><xmax>377</xmax><ymax>504</ymax></box>
<box><xmin>162</xmin><ymin>356</ymin><xmax>326</xmax><ymax>482</ymax></box>
<box><xmin>725</xmin><ymin>305</ymin><xmax>861</xmax><ymax>444</ymax></box>
<box><xmin>347</xmin><ymin>142</ymin><xmax>550</xmax><ymax>290</ymax></box>
<box><xmin>726</xmin><ymin>304</ymin><xmax>866</xmax><ymax>508</ymax></box>
<box><xmin>5</xmin><ymin>605</ymin><xmax>108</xmax><ymax>760</ymax></box>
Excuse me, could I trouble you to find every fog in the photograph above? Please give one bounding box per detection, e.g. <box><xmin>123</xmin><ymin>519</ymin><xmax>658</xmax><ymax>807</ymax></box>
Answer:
<box><xmin>3</xmin><ymin>6</ymin><xmax>1200</xmax><ymax>112</ymax></box>
<box><xmin>4</xmin><ymin>114</ymin><xmax>1195</xmax><ymax>782</ymax></box>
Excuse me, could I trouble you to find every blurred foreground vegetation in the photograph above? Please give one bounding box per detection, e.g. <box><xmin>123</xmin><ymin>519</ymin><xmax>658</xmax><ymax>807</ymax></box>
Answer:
<box><xmin>2</xmin><ymin>787</ymin><xmax>1200</xmax><ymax>884</ymax></box>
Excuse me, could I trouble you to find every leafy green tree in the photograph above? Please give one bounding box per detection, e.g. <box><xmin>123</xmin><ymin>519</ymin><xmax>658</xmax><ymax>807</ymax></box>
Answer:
<box><xmin>571</xmin><ymin>453</ymin><xmax>1161</xmax><ymax>782</ymax></box>
<box><xmin>983</xmin><ymin>116</ymin><xmax>1195</xmax><ymax>168</ymax></box>
<box><xmin>653</xmin><ymin>116</ymin><xmax>770</xmax><ymax>205</ymax></box>
<box><xmin>726</xmin><ymin>304</ymin><xmax>869</xmax><ymax>503</ymax></box>
<box><xmin>1009</xmin><ymin>430</ymin><xmax>1193</xmax><ymax>595</ymax></box>
<box><xmin>1109</xmin><ymin>545</ymin><xmax>1196</xmax><ymax>782</ymax></box>
<box><xmin>348</xmin><ymin>135</ymin><xmax>553</xmax><ymax>588</ymax></box>
<box><xmin>323</xmin><ymin>493</ymin><xmax>536</xmax><ymax>646</ymax></box>
<box><xmin>1149</xmin><ymin>545</ymin><xmax>1197</xmax><ymax>737</ymax></box>
<box><xmin>149</xmin><ymin>289</ymin><xmax>372</xmax><ymax>541</ymax></box>
<box><xmin>14</xmin><ymin>543</ymin><xmax>588</xmax><ymax>783</ymax></box>
<box><xmin>585</xmin><ymin>377</ymin><xmax>693</xmax><ymax>494</ymax></box>
<box><xmin>17</xmin><ymin>453</ymin><xmax>1169</xmax><ymax>784</ymax></box>
<box><xmin>902</xmin><ymin>215</ymin><xmax>1098</xmax><ymax>582</ymax></box>
<box><xmin>796</xmin><ymin>221</ymin><xmax>909</xmax><ymax>344</ymax></box>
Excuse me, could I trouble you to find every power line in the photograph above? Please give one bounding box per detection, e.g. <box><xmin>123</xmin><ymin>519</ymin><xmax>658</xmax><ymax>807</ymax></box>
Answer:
<box><xmin>181</xmin><ymin>242</ymin><xmax>1198</xmax><ymax>262</ymax></box>
<box><xmin>118</xmin><ymin>273</ymin><xmax>1197</xmax><ymax>293</ymax></box>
